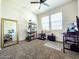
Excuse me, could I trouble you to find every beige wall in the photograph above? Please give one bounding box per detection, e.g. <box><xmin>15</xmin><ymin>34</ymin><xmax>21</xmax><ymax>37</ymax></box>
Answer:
<box><xmin>0</xmin><ymin>0</ymin><xmax>1</xmax><ymax>50</ymax></box>
<box><xmin>78</xmin><ymin>0</ymin><xmax>79</xmax><ymax>16</ymax></box>
<box><xmin>38</xmin><ymin>0</ymin><xmax>78</xmax><ymax>42</ymax></box>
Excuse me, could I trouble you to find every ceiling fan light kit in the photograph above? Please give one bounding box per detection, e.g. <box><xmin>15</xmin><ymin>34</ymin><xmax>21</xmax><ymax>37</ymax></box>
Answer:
<box><xmin>30</xmin><ymin>0</ymin><xmax>49</xmax><ymax>9</ymax></box>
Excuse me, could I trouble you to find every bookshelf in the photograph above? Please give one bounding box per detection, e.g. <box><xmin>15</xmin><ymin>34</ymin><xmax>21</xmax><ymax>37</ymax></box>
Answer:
<box><xmin>26</xmin><ymin>20</ymin><xmax>37</xmax><ymax>41</ymax></box>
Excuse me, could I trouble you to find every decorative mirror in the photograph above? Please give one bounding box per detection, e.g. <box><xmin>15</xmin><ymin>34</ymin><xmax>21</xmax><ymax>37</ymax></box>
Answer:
<box><xmin>1</xmin><ymin>18</ymin><xmax>19</xmax><ymax>48</ymax></box>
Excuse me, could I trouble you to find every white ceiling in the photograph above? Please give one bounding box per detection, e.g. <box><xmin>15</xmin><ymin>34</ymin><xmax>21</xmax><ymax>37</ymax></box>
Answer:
<box><xmin>2</xmin><ymin>0</ymin><xmax>73</xmax><ymax>15</ymax></box>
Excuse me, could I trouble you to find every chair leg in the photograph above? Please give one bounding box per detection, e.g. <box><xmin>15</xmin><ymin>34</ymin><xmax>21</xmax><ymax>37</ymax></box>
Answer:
<box><xmin>63</xmin><ymin>47</ymin><xmax>65</xmax><ymax>53</ymax></box>
<box><xmin>63</xmin><ymin>36</ymin><xmax>65</xmax><ymax>53</ymax></box>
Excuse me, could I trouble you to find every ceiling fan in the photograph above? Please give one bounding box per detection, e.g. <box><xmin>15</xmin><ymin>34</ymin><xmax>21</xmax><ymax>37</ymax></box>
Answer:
<box><xmin>30</xmin><ymin>0</ymin><xmax>49</xmax><ymax>9</ymax></box>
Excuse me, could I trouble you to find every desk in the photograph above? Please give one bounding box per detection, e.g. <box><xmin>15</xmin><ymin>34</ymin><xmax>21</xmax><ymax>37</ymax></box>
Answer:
<box><xmin>38</xmin><ymin>33</ymin><xmax>46</xmax><ymax>40</ymax></box>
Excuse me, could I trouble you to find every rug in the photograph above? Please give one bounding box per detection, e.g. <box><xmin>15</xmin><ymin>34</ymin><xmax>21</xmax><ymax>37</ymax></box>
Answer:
<box><xmin>44</xmin><ymin>41</ymin><xmax>63</xmax><ymax>51</ymax></box>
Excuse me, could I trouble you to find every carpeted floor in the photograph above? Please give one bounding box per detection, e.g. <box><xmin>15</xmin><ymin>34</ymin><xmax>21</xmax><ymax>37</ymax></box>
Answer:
<box><xmin>0</xmin><ymin>40</ymin><xmax>79</xmax><ymax>59</ymax></box>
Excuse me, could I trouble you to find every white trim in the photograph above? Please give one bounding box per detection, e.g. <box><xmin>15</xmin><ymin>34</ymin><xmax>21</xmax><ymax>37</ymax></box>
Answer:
<box><xmin>0</xmin><ymin>48</ymin><xmax>2</xmax><ymax>50</ymax></box>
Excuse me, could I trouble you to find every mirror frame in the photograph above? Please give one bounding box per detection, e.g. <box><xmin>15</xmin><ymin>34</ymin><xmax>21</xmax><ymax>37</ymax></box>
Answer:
<box><xmin>1</xmin><ymin>18</ymin><xmax>19</xmax><ymax>48</ymax></box>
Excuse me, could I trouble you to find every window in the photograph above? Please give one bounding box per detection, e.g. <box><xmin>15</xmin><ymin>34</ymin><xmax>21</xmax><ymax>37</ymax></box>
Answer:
<box><xmin>42</xmin><ymin>16</ymin><xmax>49</xmax><ymax>30</ymax></box>
<box><xmin>41</xmin><ymin>12</ymin><xmax>63</xmax><ymax>31</ymax></box>
<box><xmin>51</xmin><ymin>12</ymin><xmax>63</xmax><ymax>30</ymax></box>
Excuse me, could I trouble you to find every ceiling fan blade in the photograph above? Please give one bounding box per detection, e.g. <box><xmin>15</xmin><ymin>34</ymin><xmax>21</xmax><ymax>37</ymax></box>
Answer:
<box><xmin>40</xmin><ymin>0</ymin><xmax>46</xmax><ymax>3</ymax></box>
<box><xmin>31</xmin><ymin>2</ymin><xmax>40</xmax><ymax>4</ymax></box>
<box><xmin>43</xmin><ymin>3</ymin><xmax>49</xmax><ymax>7</ymax></box>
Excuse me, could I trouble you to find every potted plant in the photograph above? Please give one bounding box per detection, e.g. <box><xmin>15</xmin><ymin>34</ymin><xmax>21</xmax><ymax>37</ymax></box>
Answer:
<box><xmin>25</xmin><ymin>36</ymin><xmax>31</xmax><ymax>42</ymax></box>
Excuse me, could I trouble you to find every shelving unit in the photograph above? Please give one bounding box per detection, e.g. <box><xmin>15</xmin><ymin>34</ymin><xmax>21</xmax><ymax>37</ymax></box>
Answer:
<box><xmin>63</xmin><ymin>33</ymin><xmax>79</xmax><ymax>53</ymax></box>
<box><xmin>26</xmin><ymin>20</ymin><xmax>37</xmax><ymax>41</ymax></box>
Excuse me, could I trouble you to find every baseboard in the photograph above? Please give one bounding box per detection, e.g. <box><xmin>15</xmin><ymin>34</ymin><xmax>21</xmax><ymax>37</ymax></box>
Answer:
<box><xmin>56</xmin><ymin>41</ymin><xmax>63</xmax><ymax>43</ymax></box>
<box><xmin>0</xmin><ymin>48</ymin><xmax>2</xmax><ymax>50</ymax></box>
